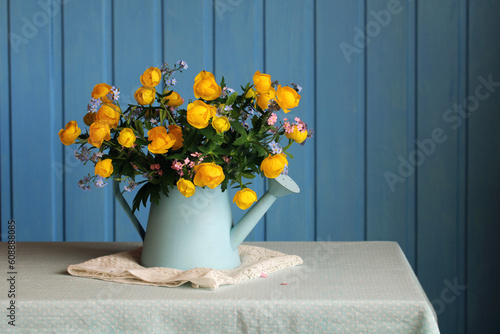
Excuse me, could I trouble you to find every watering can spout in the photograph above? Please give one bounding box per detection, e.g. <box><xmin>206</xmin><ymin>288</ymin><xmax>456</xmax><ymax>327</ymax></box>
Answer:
<box><xmin>230</xmin><ymin>175</ymin><xmax>300</xmax><ymax>250</ymax></box>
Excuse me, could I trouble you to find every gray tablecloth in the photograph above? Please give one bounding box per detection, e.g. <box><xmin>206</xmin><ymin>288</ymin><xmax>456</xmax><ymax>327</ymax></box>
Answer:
<box><xmin>0</xmin><ymin>242</ymin><xmax>440</xmax><ymax>333</ymax></box>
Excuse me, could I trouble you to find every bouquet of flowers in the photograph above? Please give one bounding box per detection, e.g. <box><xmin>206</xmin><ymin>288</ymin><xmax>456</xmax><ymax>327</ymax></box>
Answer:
<box><xmin>58</xmin><ymin>61</ymin><xmax>311</xmax><ymax>211</ymax></box>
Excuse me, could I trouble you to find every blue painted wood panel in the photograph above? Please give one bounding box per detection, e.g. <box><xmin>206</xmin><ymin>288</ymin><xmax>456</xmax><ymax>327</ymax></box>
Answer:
<box><xmin>365</xmin><ymin>0</ymin><xmax>416</xmax><ymax>266</ymax></box>
<box><xmin>2</xmin><ymin>1</ymin><xmax>500</xmax><ymax>333</ymax></box>
<box><xmin>62</xmin><ymin>0</ymin><xmax>114</xmax><ymax>241</ymax></box>
<box><xmin>316</xmin><ymin>0</ymin><xmax>366</xmax><ymax>242</ymax></box>
<box><xmin>0</xmin><ymin>0</ymin><xmax>12</xmax><ymax>239</ymax></box>
<box><xmin>416</xmin><ymin>2</ymin><xmax>466</xmax><ymax>333</ymax></box>
<box><xmin>264</xmin><ymin>0</ymin><xmax>315</xmax><ymax>241</ymax></box>
<box><xmin>9</xmin><ymin>0</ymin><xmax>64</xmax><ymax>240</ymax></box>
<box><xmin>467</xmin><ymin>1</ymin><xmax>500</xmax><ymax>332</ymax></box>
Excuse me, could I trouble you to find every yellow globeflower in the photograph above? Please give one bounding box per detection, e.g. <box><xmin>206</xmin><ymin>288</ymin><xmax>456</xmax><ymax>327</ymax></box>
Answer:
<box><xmin>177</xmin><ymin>178</ymin><xmax>196</xmax><ymax>198</ymax></box>
<box><xmin>134</xmin><ymin>86</ymin><xmax>156</xmax><ymax>105</ymax></box>
<box><xmin>164</xmin><ymin>91</ymin><xmax>184</xmax><ymax>107</ymax></box>
<box><xmin>91</xmin><ymin>83</ymin><xmax>112</xmax><ymax>103</ymax></box>
<box><xmin>253</xmin><ymin>70</ymin><xmax>272</xmax><ymax>93</ymax></box>
<box><xmin>88</xmin><ymin>121</ymin><xmax>111</xmax><ymax>148</ymax></box>
<box><xmin>256</xmin><ymin>86</ymin><xmax>276</xmax><ymax>110</ymax></box>
<box><xmin>168</xmin><ymin>124</ymin><xmax>184</xmax><ymax>150</ymax></box>
<box><xmin>147</xmin><ymin>126</ymin><xmax>176</xmax><ymax>154</ymax></box>
<box><xmin>260</xmin><ymin>153</ymin><xmax>288</xmax><ymax>178</ymax></box>
<box><xmin>95</xmin><ymin>159</ymin><xmax>113</xmax><ymax>178</ymax></box>
<box><xmin>285</xmin><ymin>125</ymin><xmax>308</xmax><ymax>144</ymax></box>
<box><xmin>140</xmin><ymin>67</ymin><xmax>162</xmax><ymax>87</ymax></box>
<box><xmin>58</xmin><ymin>121</ymin><xmax>81</xmax><ymax>146</ymax></box>
<box><xmin>193</xmin><ymin>163</ymin><xmax>225</xmax><ymax>189</ymax></box>
<box><xmin>193</xmin><ymin>70</ymin><xmax>221</xmax><ymax>100</ymax></box>
<box><xmin>233</xmin><ymin>188</ymin><xmax>258</xmax><ymax>210</ymax></box>
<box><xmin>117</xmin><ymin>128</ymin><xmax>136</xmax><ymax>148</ymax></box>
<box><xmin>95</xmin><ymin>104</ymin><xmax>121</xmax><ymax>129</ymax></box>
<box><xmin>275</xmin><ymin>85</ymin><xmax>300</xmax><ymax>113</ymax></box>
<box><xmin>212</xmin><ymin>116</ymin><xmax>231</xmax><ymax>134</ymax></box>
<box><xmin>186</xmin><ymin>100</ymin><xmax>216</xmax><ymax>129</ymax></box>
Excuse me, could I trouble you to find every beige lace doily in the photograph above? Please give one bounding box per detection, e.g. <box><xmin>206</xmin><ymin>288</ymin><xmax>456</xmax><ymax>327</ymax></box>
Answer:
<box><xmin>67</xmin><ymin>245</ymin><xmax>303</xmax><ymax>289</ymax></box>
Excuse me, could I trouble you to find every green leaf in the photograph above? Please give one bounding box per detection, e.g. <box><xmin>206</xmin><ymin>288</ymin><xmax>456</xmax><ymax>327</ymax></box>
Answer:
<box><xmin>135</xmin><ymin>138</ymin><xmax>149</xmax><ymax>146</ymax></box>
<box><xmin>230</xmin><ymin>120</ymin><xmax>247</xmax><ymax>136</ymax></box>
<box><xmin>135</xmin><ymin>120</ymin><xmax>144</xmax><ymax>138</ymax></box>
<box><xmin>241</xmin><ymin>173</ymin><xmax>256</xmax><ymax>179</ymax></box>
<box><xmin>225</xmin><ymin>92</ymin><xmax>238</xmax><ymax>105</ymax></box>
<box><xmin>199</xmin><ymin>126</ymin><xmax>215</xmax><ymax>139</ymax></box>
<box><xmin>233</xmin><ymin>136</ymin><xmax>247</xmax><ymax>146</ymax></box>
<box><xmin>253</xmin><ymin>143</ymin><xmax>268</xmax><ymax>157</ymax></box>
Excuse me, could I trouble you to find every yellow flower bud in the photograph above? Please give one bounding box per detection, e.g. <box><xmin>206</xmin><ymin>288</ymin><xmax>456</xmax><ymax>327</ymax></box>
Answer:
<box><xmin>95</xmin><ymin>104</ymin><xmax>121</xmax><ymax>129</ymax></box>
<box><xmin>253</xmin><ymin>70</ymin><xmax>272</xmax><ymax>93</ymax></box>
<box><xmin>58</xmin><ymin>121</ymin><xmax>81</xmax><ymax>146</ymax></box>
<box><xmin>245</xmin><ymin>88</ymin><xmax>258</xmax><ymax>99</ymax></box>
<box><xmin>140</xmin><ymin>67</ymin><xmax>162</xmax><ymax>88</ymax></box>
<box><xmin>95</xmin><ymin>159</ymin><xmax>113</xmax><ymax>178</ymax></box>
<box><xmin>193</xmin><ymin>163</ymin><xmax>225</xmax><ymax>189</ymax></box>
<box><xmin>88</xmin><ymin>121</ymin><xmax>111</xmax><ymax>148</ymax></box>
<box><xmin>117</xmin><ymin>128</ymin><xmax>136</xmax><ymax>148</ymax></box>
<box><xmin>147</xmin><ymin>126</ymin><xmax>176</xmax><ymax>154</ymax></box>
<box><xmin>168</xmin><ymin>124</ymin><xmax>184</xmax><ymax>150</ymax></box>
<box><xmin>285</xmin><ymin>125</ymin><xmax>308</xmax><ymax>144</ymax></box>
<box><xmin>91</xmin><ymin>83</ymin><xmax>112</xmax><ymax>103</ymax></box>
<box><xmin>193</xmin><ymin>70</ymin><xmax>221</xmax><ymax>100</ymax></box>
<box><xmin>134</xmin><ymin>86</ymin><xmax>156</xmax><ymax>105</ymax></box>
<box><xmin>186</xmin><ymin>100</ymin><xmax>216</xmax><ymax>129</ymax></box>
<box><xmin>177</xmin><ymin>178</ymin><xmax>196</xmax><ymax>198</ymax></box>
<box><xmin>83</xmin><ymin>112</ymin><xmax>96</xmax><ymax>126</ymax></box>
<box><xmin>275</xmin><ymin>85</ymin><xmax>300</xmax><ymax>113</ymax></box>
<box><xmin>212</xmin><ymin>115</ymin><xmax>231</xmax><ymax>134</ymax></box>
<box><xmin>164</xmin><ymin>91</ymin><xmax>184</xmax><ymax>107</ymax></box>
<box><xmin>233</xmin><ymin>188</ymin><xmax>257</xmax><ymax>210</ymax></box>
<box><xmin>260</xmin><ymin>153</ymin><xmax>288</xmax><ymax>178</ymax></box>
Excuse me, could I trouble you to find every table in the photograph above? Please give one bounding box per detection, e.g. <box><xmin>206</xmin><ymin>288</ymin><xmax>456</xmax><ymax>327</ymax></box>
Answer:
<box><xmin>0</xmin><ymin>242</ymin><xmax>440</xmax><ymax>333</ymax></box>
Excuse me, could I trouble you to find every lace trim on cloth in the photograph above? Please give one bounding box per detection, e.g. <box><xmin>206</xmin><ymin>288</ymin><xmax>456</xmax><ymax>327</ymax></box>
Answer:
<box><xmin>67</xmin><ymin>245</ymin><xmax>303</xmax><ymax>289</ymax></box>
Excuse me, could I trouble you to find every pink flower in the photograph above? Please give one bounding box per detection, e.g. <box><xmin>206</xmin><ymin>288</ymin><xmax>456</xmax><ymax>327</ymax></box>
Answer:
<box><xmin>267</xmin><ymin>113</ymin><xmax>277</xmax><ymax>126</ymax></box>
<box><xmin>171</xmin><ymin>160</ymin><xmax>183</xmax><ymax>171</ymax></box>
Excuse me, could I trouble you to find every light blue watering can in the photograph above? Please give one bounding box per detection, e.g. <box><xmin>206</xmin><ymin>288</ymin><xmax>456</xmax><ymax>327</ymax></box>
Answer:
<box><xmin>113</xmin><ymin>175</ymin><xmax>300</xmax><ymax>270</ymax></box>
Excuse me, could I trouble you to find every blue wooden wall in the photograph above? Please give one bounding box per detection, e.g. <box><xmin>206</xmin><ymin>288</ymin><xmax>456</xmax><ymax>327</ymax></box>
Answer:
<box><xmin>1</xmin><ymin>1</ymin><xmax>499</xmax><ymax>333</ymax></box>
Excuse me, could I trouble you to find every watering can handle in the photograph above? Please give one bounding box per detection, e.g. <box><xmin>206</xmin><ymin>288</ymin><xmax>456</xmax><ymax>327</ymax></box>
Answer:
<box><xmin>113</xmin><ymin>180</ymin><xmax>146</xmax><ymax>241</ymax></box>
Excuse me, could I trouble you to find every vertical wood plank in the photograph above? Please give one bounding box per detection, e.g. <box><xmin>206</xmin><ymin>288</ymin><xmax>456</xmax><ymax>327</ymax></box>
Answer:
<box><xmin>0</xmin><ymin>0</ymin><xmax>11</xmax><ymax>241</ymax></box>
<box><xmin>315</xmin><ymin>0</ymin><xmax>366</xmax><ymax>241</ymax></box>
<box><xmin>62</xmin><ymin>0</ymin><xmax>114</xmax><ymax>241</ymax></box>
<box><xmin>163</xmin><ymin>0</ymin><xmax>214</xmax><ymax>104</ymax></box>
<box><xmin>112</xmin><ymin>0</ymin><xmax>163</xmax><ymax>241</ymax></box>
<box><xmin>9</xmin><ymin>0</ymin><xmax>64</xmax><ymax>240</ymax></box>
<box><xmin>467</xmin><ymin>1</ymin><xmax>500</xmax><ymax>332</ymax></box>
<box><xmin>264</xmin><ymin>0</ymin><xmax>315</xmax><ymax>241</ymax></box>
<box><xmin>365</xmin><ymin>0</ymin><xmax>416</xmax><ymax>265</ymax></box>
<box><xmin>416</xmin><ymin>1</ymin><xmax>465</xmax><ymax>333</ymax></box>
<box><xmin>214</xmin><ymin>0</ymin><xmax>265</xmax><ymax>241</ymax></box>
